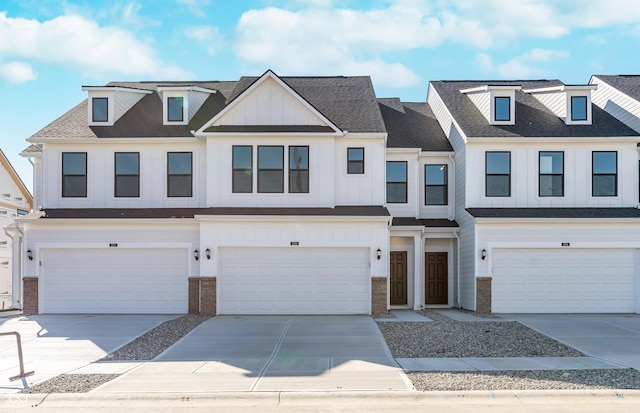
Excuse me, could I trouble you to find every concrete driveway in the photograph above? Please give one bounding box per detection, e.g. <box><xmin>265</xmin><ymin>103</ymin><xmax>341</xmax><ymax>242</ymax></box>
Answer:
<box><xmin>506</xmin><ymin>313</ymin><xmax>640</xmax><ymax>370</ymax></box>
<box><xmin>97</xmin><ymin>315</ymin><xmax>412</xmax><ymax>393</ymax></box>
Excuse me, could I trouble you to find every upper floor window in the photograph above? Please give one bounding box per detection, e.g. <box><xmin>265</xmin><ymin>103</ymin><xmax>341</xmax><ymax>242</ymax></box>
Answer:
<box><xmin>425</xmin><ymin>164</ymin><xmax>447</xmax><ymax>205</ymax></box>
<box><xmin>62</xmin><ymin>152</ymin><xmax>87</xmax><ymax>198</ymax></box>
<box><xmin>167</xmin><ymin>152</ymin><xmax>192</xmax><ymax>197</ymax></box>
<box><xmin>386</xmin><ymin>161</ymin><xmax>407</xmax><ymax>203</ymax></box>
<box><xmin>258</xmin><ymin>146</ymin><xmax>284</xmax><ymax>193</ymax></box>
<box><xmin>347</xmin><ymin>148</ymin><xmax>364</xmax><ymax>174</ymax></box>
<box><xmin>494</xmin><ymin>97</ymin><xmax>510</xmax><ymax>122</ymax></box>
<box><xmin>571</xmin><ymin>96</ymin><xmax>588</xmax><ymax>121</ymax></box>
<box><xmin>486</xmin><ymin>151</ymin><xmax>511</xmax><ymax>197</ymax></box>
<box><xmin>114</xmin><ymin>152</ymin><xmax>140</xmax><ymax>198</ymax></box>
<box><xmin>233</xmin><ymin>146</ymin><xmax>253</xmax><ymax>193</ymax></box>
<box><xmin>592</xmin><ymin>151</ymin><xmax>617</xmax><ymax>197</ymax></box>
<box><xmin>167</xmin><ymin>96</ymin><xmax>184</xmax><ymax>122</ymax></box>
<box><xmin>539</xmin><ymin>152</ymin><xmax>564</xmax><ymax>197</ymax></box>
<box><xmin>92</xmin><ymin>98</ymin><xmax>108</xmax><ymax>122</ymax></box>
<box><xmin>289</xmin><ymin>146</ymin><xmax>309</xmax><ymax>193</ymax></box>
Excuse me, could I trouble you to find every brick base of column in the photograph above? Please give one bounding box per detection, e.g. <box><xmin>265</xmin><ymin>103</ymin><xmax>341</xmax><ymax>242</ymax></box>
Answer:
<box><xmin>371</xmin><ymin>277</ymin><xmax>388</xmax><ymax>317</ymax></box>
<box><xmin>23</xmin><ymin>278</ymin><xmax>39</xmax><ymax>315</ymax></box>
<box><xmin>476</xmin><ymin>276</ymin><xmax>492</xmax><ymax>314</ymax></box>
<box><xmin>187</xmin><ymin>277</ymin><xmax>217</xmax><ymax>316</ymax></box>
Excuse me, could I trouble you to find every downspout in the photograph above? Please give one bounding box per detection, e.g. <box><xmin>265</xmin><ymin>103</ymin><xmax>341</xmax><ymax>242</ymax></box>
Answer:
<box><xmin>453</xmin><ymin>228</ymin><xmax>461</xmax><ymax>308</ymax></box>
<box><xmin>448</xmin><ymin>153</ymin><xmax>456</xmax><ymax>221</ymax></box>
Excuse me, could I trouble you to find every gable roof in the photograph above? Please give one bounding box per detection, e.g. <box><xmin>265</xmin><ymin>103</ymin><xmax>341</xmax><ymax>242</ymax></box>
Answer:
<box><xmin>0</xmin><ymin>148</ymin><xmax>33</xmax><ymax>210</ymax></box>
<box><xmin>378</xmin><ymin>99</ymin><xmax>453</xmax><ymax>152</ymax></box>
<box><xmin>593</xmin><ymin>75</ymin><xmax>640</xmax><ymax>102</ymax></box>
<box><xmin>430</xmin><ymin>80</ymin><xmax>639</xmax><ymax>138</ymax></box>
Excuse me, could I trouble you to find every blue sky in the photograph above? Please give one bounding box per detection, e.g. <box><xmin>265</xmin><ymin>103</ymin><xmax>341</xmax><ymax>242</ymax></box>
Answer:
<box><xmin>1</xmin><ymin>0</ymin><xmax>639</xmax><ymax>193</ymax></box>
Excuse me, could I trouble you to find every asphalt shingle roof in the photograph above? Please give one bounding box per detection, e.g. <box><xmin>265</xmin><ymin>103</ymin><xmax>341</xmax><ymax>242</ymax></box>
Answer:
<box><xmin>466</xmin><ymin>208</ymin><xmax>640</xmax><ymax>219</ymax></box>
<box><xmin>378</xmin><ymin>99</ymin><xmax>453</xmax><ymax>152</ymax></box>
<box><xmin>392</xmin><ymin>217</ymin><xmax>458</xmax><ymax>227</ymax></box>
<box><xmin>430</xmin><ymin>80</ymin><xmax>639</xmax><ymax>138</ymax></box>
<box><xmin>593</xmin><ymin>75</ymin><xmax>640</xmax><ymax>102</ymax></box>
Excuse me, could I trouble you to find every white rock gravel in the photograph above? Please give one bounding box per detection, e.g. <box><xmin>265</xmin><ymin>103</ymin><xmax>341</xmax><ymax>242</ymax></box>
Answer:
<box><xmin>20</xmin><ymin>374</ymin><xmax>119</xmax><ymax>394</ymax></box>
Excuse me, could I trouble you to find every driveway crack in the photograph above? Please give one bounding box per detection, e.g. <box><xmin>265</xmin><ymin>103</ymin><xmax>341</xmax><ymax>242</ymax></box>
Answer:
<box><xmin>249</xmin><ymin>317</ymin><xmax>293</xmax><ymax>391</ymax></box>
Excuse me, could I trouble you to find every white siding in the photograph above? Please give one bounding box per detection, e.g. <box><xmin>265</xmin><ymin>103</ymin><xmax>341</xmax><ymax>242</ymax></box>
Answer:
<box><xmin>466</xmin><ymin>91</ymin><xmax>491</xmax><ymax>123</ymax></box>
<box><xmin>385</xmin><ymin>152</ymin><xmax>419</xmax><ymax>217</ymax></box>
<box><xmin>0</xmin><ymin>163</ymin><xmax>30</xmax><ymax>211</ymax></box>
<box><xmin>187</xmin><ymin>90</ymin><xmax>210</xmax><ymax>121</ymax></box>
<box><xmin>334</xmin><ymin>137</ymin><xmax>386</xmax><ymax>206</ymax></box>
<box><xmin>114</xmin><ymin>90</ymin><xmax>147</xmax><ymax>123</ymax></box>
<box><xmin>591</xmin><ymin>76</ymin><xmax>640</xmax><ymax>133</ymax></box>
<box><xmin>530</xmin><ymin>91</ymin><xmax>566</xmax><ymax>118</ymax></box>
<box><xmin>418</xmin><ymin>154</ymin><xmax>453</xmax><ymax>219</ymax></box>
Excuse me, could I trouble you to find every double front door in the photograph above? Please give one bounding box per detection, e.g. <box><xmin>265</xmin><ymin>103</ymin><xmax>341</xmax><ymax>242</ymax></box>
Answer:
<box><xmin>389</xmin><ymin>251</ymin><xmax>448</xmax><ymax>306</ymax></box>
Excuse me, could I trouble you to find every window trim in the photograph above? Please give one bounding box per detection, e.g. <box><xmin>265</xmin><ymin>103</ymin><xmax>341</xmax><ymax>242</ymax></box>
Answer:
<box><xmin>570</xmin><ymin>96</ymin><xmax>588</xmax><ymax>121</ymax></box>
<box><xmin>61</xmin><ymin>152</ymin><xmax>87</xmax><ymax>198</ymax></box>
<box><xmin>347</xmin><ymin>147</ymin><xmax>365</xmax><ymax>174</ymax></box>
<box><xmin>257</xmin><ymin>145</ymin><xmax>284</xmax><ymax>193</ymax></box>
<box><xmin>91</xmin><ymin>97</ymin><xmax>109</xmax><ymax>123</ymax></box>
<box><xmin>167</xmin><ymin>96</ymin><xmax>185</xmax><ymax>122</ymax></box>
<box><xmin>485</xmin><ymin>151</ymin><xmax>511</xmax><ymax>197</ymax></box>
<box><xmin>538</xmin><ymin>151</ymin><xmax>564</xmax><ymax>197</ymax></box>
<box><xmin>592</xmin><ymin>151</ymin><xmax>618</xmax><ymax>197</ymax></box>
<box><xmin>289</xmin><ymin>146</ymin><xmax>309</xmax><ymax>194</ymax></box>
<box><xmin>232</xmin><ymin>145</ymin><xmax>253</xmax><ymax>194</ymax></box>
<box><xmin>167</xmin><ymin>152</ymin><xmax>193</xmax><ymax>198</ymax></box>
<box><xmin>386</xmin><ymin>161</ymin><xmax>408</xmax><ymax>204</ymax></box>
<box><xmin>114</xmin><ymin>152</ymin><xmax>140</xmax><ymax>198</ymax></box>
<box><xmin>425</xmin><ymin>164</ymin><xmax>448</xmax><ymax>205</ymax></box>
<box><xmin>494</xmin><ymin>96</ymin><xmax>511</xmax><ymax>122</ymax></box>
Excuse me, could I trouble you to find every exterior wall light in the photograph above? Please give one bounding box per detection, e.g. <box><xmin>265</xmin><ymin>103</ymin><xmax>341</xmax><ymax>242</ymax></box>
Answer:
<box><xmin>194</xmin><ymin>249</ymin><xmax>199</xmax><ymax>261</ymax></box>
<box><xmin>27</xmin><ymin>249</ymin><xmax>33</xmax><ymax>261</ymax></box>
<box><xmin>481</xmin><ymin>249</ymin><xmax>487</xmax><ymax>260</ymax></box>
<box><xmin>376</xmin><ymin>248</ymin><xmax>382</xmax><ymax>260</ymax></box>
<box><xmin>205</xmin><ymin>248</ymin><xmax>211</xmax><ymax>260</ymax></box>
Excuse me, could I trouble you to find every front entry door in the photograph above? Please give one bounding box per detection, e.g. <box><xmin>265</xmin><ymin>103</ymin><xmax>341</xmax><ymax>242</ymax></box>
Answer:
<box><xmin>425</xmin><ymin>252</ymin><xmax>448</xmax><ymax>305</ymax></box>
<box><xmin>390</xmin><ymin>251</ymin><xmax>408</xmax><ymax>305</ymax></box>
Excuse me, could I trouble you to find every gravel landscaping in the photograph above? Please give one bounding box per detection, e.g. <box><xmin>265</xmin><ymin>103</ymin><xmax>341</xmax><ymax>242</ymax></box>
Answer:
<box><xmin>20</xmin><ymin>374</ymin><xmax>119</xmax><ymax>394</ymax></box>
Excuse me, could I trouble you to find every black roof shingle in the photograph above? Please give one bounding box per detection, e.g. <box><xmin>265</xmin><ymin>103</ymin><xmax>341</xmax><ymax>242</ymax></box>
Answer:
<box><xmin>593</xmin><ymin>75</ymin><xmax>640</xmax><ymax>102</ymax></box>
<box><xmin>466</xmin><ymin>208</ymin><xmax>640</xmax><ymax>219</ymax></box>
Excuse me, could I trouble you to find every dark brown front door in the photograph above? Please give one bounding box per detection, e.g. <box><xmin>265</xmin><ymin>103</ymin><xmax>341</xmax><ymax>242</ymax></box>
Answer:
<box><xmin>425</xmin><ymin>252</ymin><xmax>448</xmax><ymax>305</ymax></box>
<box><xmin>390</xmin><ymin>251</ymin><xmax>408</xmax><ymax>305</ymax></box>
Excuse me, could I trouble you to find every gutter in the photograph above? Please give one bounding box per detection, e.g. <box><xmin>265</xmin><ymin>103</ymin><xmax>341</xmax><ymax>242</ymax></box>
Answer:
<box><xmin>448</xmin><ymin>153</ymin><xmax>456</xmax><ymax>221</ymax></box>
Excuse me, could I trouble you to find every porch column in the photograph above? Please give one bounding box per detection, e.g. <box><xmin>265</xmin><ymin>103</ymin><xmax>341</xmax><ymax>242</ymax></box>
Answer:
<box><xmin>413</xmin><ymin>234</ymin><xmax>424</xmax><ymax>310</ymax></box>
<box><xmin>10</xmin><ymin>230</ymin><xmax>21</xmax><ymax>309</ymax></box>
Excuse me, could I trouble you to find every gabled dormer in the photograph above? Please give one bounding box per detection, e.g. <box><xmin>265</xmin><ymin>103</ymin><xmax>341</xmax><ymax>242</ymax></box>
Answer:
<box><xmin>459</xmin><ymin>85</ymin><xmax>521</xmax><ymax>126</ymax></box>
<box><xmin>82</xmin><ymin>86</ymin><xmax>152</xmax><ymax>126</ymax></box>
<box><xmin>156</xmin><ymin>85</ymin><xmax>217</xmax><ymax>126</ymax></box>
<box><xmin>524</xmin><ymin>84</ymin><xmax>597</xmax><ymax>125</ymax></box>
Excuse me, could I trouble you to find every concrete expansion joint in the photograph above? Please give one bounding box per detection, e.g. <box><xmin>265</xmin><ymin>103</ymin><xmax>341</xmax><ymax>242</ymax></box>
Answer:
<box><xmin>250</xmin><ymin>317</ymin><xmax>293</xmax><ymax>391</ymax></box>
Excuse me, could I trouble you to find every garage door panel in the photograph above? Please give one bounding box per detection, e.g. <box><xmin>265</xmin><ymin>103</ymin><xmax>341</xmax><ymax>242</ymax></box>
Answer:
<box><xmin>492</xmin><ymin>248</ymin><xmax>636</xmax><ymax>313</ymax></box>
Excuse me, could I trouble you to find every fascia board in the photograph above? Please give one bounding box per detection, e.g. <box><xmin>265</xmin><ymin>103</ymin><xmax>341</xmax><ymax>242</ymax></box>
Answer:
<box><xmin>194</xmin><ymin>215</ymin><xmax>391</xmax><ymax>223</ymax></box>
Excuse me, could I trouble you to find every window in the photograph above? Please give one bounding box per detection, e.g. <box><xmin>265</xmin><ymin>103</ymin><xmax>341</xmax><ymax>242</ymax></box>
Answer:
<box><xmin>167</xmin><ymin>96</ymin><xmax>184</xmax><ymax>122</ymax></box>
<box><xmin>386</xmin><ymin>161</ymin><xmax>407</xmax><ymax>203</ymax></box>
<box><xmin>592</xmin><ymin>151</ymin><xmax>617</xmax><ymax>197</ymax></box>
<box><xmin>539</xmin><ymin>152</ymin><xmax>564</xmax><ymax>197</ymax></box>
<box><xmin>62</xmin><ymin>152</ymin><xmax>87</xmax><ymax>197</ymax></box>
<box><xmin>347</xmin><ymin>148</ymin><xmax>364</xmax><ymax>174</ymax></box>
<box><xmin>114</xmin><ymin>152</ymin><xmax>140</xmax><ymax>197</ymax></box>
<box><xmin>494</xmin><ymin>96</ymin><xmax>510</xmax><ymax>121</ymax></box>
<box><xmin>425</xmin><ymin>164</ymin><xmax>448</xmax><ymax>205</ymax></box>
<box><xmin>167</xmin><ymin>152</ymin><xmax>192</xmax><ymax>197</ymax></box>
<box><xmin>289</xmin><ymin>146</ymin><xmax>309</xmax><ymax>193</ymax></box>
<box><xmin>571</xmin><ymin>96</ymin><xmax>587</xmax><ymax>121</ymax></box>
<box><xmin>232</xmin><ymin>146</ymin><xmax>253</xmax><ymax>193</ymax></box>
<box><xmin>258</xmin><ymin>146</ymin><xmax>284</xmax><ymax>193</ymax></box>
<box><xmin>92</xmin><ymin>97</ymin><xmax>108</xmax><ymax>122</ymax></box>
<box><xmin>486</xmin><ymin>151</ymin><xmax>511</xmax><ymax>197</ymax></box>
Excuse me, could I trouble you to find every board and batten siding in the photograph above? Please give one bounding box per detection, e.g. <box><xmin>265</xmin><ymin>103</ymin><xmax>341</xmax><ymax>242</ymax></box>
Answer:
<box><xmin>427</xmin><ymin>84</ymin><xmax>475</xmax><ymax>310</ymax></box>
<box><xmin>591</xmin><ymin>76</ymin><xmax>640</xmax><ymax>134</ymax></box>
<box><xmin>334</xmin><ymin>137</ymin><xmax>386</xmax><ymax>207</ymax></box>
<box><xmin>385</xmin><ymin>151</ymin><xmax>419</xmax><ymax>218</ymax></box>
<box><xmin>418</xmin><ymin>154</ymin><xmax>454</xmax><ymax>220</ymax></box>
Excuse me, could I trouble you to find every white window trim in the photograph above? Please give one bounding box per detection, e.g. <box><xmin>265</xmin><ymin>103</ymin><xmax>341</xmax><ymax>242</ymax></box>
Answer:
<box><xmin>565</xmin><ymin>92</ymin><xmax>593</xmax><ymax>125</ymax></box>
<box><xmin>87</xmin><ymin>93</ymin><xmax>115</xmax><ymax>126</ymax></box>
<box><xmin>162</xmin><ymin>91</ymin><xmax>189</xmax><ymax>125</ymax></box>
<box><xmin>490</xmin><ymin>91</ymin><xmax>516</xmax><ymax>125</ymax></box>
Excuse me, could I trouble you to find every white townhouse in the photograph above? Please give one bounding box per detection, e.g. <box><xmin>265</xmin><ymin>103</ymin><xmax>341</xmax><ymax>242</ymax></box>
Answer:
<box><xmin>0</xmin><ymin>149</ymin><xmax>32</xmax><ymax>309</ymax></box>
<box><xmin>428</xmin><ymin>80</ymin><xmax>640</xmax><ymax>314</ymax></box>
<box><xmin>591</xmin><ymin>75</ymin><xmax>640</xmax><ymax>134</ymax></box>
<box><xmin>11</xmin><ymin>70</ymin><xmax>459</xmax><ymax>316</ymax></box>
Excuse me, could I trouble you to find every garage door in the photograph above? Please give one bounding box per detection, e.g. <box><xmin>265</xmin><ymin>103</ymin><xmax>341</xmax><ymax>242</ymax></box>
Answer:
<box><xmin>42</xmin><ymin>248</ymin><xmax>188</xmax><ymax>313</ymax></box>
<box><xmin>492</xmin><ymin>249</ymin><xmax>636</xmax><ymax>313</ymax></box>
<box><xmin>219</xmin><ymin>247</ymin><xmax>370</xmax><ymax>314</ymax></box>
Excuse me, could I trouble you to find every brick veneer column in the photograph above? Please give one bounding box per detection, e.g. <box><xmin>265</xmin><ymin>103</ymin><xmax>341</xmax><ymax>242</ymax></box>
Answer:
<box><xmin>371</xmin><ymin>277</ymin><xmax>388</xmax><ymax>317</ymax></box>
<box><xmin>476</xmin><ymin>276</ymin><xmax>492</xmax><ymax>314</ymax></box>
<box><xmin>199</xmin><ymin>277</ymin><xmax>216</xmax><ymax>316</ymax></box>
<box><xmin>188</xmin><ymin>277</ymin><xmax>200</xmax><ymax>314</ymax></box>
<box><xmin>23</xmin><ymin>277</ymin><xmax>39</xmax><ymax>315</ymax></box>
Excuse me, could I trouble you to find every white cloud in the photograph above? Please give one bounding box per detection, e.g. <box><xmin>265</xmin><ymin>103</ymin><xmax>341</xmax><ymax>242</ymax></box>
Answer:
<box><xmin>176</xmin><ymin>0</ymin><xmax>210</xmax><ymax>18</ymax></box>
<box><xmin>0</xmin><ymin>12</ymin><xmax>189</xmax><ymax>80</ymax></box>
<box><xmin>184</xmin><ymin>25</ymin><xmax>224</xmax><ymax>55</ymax></box>
<box><xmin>0</xmin><ymin>61</ymin><xmax>36</xmax><ymax>83</ymax></box>
<box><xmin>477</xmin><ymin>49</ymin><xmax>570</xmax><ymax>79</ymax></box>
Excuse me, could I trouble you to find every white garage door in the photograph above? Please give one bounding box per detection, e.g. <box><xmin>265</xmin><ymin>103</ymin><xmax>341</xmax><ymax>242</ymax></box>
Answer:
<box><xmin>42</xmin><ymin>248</ymin><xmax>188</xmax><ymax>314</ymax></box>
<box><xmin>492</xmin><ymin>248</ymin><xmax>637</xmax><ymax>313</ymax></box>
<box><xmin>219</xmin><ymin>247</ymin><xmax>370</xmax><ymax>314</ymax></box>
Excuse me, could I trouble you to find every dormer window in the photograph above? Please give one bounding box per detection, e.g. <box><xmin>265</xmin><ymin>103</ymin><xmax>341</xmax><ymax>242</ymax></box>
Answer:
<box><xmin>571</xmin><ymin>96</ymin><xmax>587</xmax><ymax>121</ymax></box>
<box><xmin>158</xmin><ymin>86</ymin><xmax>216</xmax><ymax>126</ymax></box>
<box><xmin>494</xmin><ymin>97</ymin><xmax>511</xmax><ymax>121</ymax></box>
<box><xmin>92</xmin><ymin>97</ymin><xmax>109</xmax><ymax>122</ymax></box>
<box><xmin>460</xmin><ymin>85</ymin><xmax>520</xmax><ymax>126</ymax></box>
<box><xmin>524</xmin><ymin>84</ymin><xmax>596</xmax><ymax>125</ymax></box>
<box><xmin>167</xmin><ymin>96</ymin><xmax>185</xmax><ymax>122</ymax></box>
<box><xmin>83</xmin><ymin>86</ymin><xmax>152</xmax><ymax>126</ymax></box>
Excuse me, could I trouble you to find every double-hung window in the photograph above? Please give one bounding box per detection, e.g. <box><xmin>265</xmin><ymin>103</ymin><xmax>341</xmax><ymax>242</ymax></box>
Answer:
<box><xmin>289</xmin><ymin>146</ymin><xmax>309</xmax><ymax>193</ymax></box>
<box><xmin>539</xmin><ymin>152</ymin><xmax>564</xmax><ymax>197</ymax></box>
<box><xmin>571</xmin><ymin>96</ymin><xmax>587</xmax><ymax>121</ymax></box>
<box><xmin>486</xmin><ymin>151</ymin><xmax>511</xmax><ymax>197</ymax></box>
<box><xmin>232</xmin><ymin>146</ymin><xmax>253</xmax><ymax>193</ymax></box>
<box><xmin>258</xmin><ymin>146</ymin><xmax>284</xmax><ymax>193</ymax></box>
<box><xmin>425</xmin><ymin>164</ymin><xmax>447</xmax><ymax>205</ymax></box>
<box><xmin>62</xmin><ymin>152</ymin><xmax>87</xmax><ymax>197</ymax></box>
<box><xmin>167</xmin><ymin>152</ymin><xmax>192</xmax><ymax>197</ymax></box>
<box><xmin>386</xmin><ymin>161</ymin><xmax>407</xmax><ymax>203</ymax></box>
<box><xmin>592</xmin><ymin>151</ymin><xmax>617</xmax><ymax>197</ymax></box>
<box><xmin>347</xmin><ymin>148</ymin><xmax>364</xmax><ymax>174</ymax></box>
<box><xmin>114</xmin><ymin>152</ymin><xmax>140</xmax><ymax>197</ymax></box>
